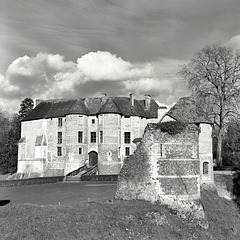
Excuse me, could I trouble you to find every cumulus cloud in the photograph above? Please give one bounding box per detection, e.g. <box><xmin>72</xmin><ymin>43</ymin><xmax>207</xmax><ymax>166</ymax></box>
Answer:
<box><xmin>227</xmin><ymin>35</ymin><xmax>240</xmax><ymax>50</ymax></box>
<box><xmin>0</xmin><ymin>51</ymin><xmax>187</xmax><ymax>112</ymax></box>
<box><xmin>76</xmin><ymin>51</ymin><xmax>154</xmax><ymax>81</ymax></box>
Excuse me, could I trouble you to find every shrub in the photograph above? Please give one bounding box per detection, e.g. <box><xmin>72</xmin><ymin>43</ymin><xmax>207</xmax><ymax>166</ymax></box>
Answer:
<box><xmin>156</xmin><ymin>121</ymin><xmax>188</xmax><ymax>135</ymax></box>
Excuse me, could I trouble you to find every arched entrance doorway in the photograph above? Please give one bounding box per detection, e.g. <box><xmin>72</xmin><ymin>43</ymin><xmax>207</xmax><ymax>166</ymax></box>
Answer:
<box><xmin>88</xmin><ymin>151</ymin><xmax>98</xmax><ymax>167</ymax></box>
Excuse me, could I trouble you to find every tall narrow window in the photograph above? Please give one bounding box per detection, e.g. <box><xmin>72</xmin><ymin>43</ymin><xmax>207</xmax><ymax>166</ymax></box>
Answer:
<box><xmin>79</xmin><ymin>147</ymin><xmax>82</xmax><ymax>155</ymax></box>
<box><xmin>125</xmin><ymin>147</ymin><xmax>130</xmax><ymax>156</ymax></box>
<box><xmin>58</xmin><ymin>132</ymin><xmax>62</xmax><ymax>144</ymax></box>
<box><xmin>92</xmin><ymin>119</ymin><xmax>95</xmax><ymax>124</ymax></box>
<box><xmin>124</xmin><ymin>132</ymin><xmax>131</xmax><ymax>144</ymax></box>
<box><xmin>57</xmin><ymin>147</ymin><xmax>62</xmax><ymax>156</ymax></box>
<box><xmin>58</xmin><ymin>118</ymin><xmax>62</xmax><ymax>127</ymax></box>
<box><xmin>118</xmin><ymin>147</ymin><xmax>121</xmax><ymax>158</ymax></box>
<box><xmin>156</xmin><ymin>143</ymin><xmax>163</xmax><ymax>157</ymax></box>
<box><xmin>203</xmin><ymin>162</ymin><xmax>209</xmax><ymax>175</ymax></box>
<box><xmin>78</xmin><ymin>131</ymin><xmax>83</xmax><ymax>143</ymax></box>
<box><xmin>100</xmin><ymin>131</ymin><xmax>103</xmax><ymax>143</ymax></box>
<box><xmin>90</xmin><ymin>132</ymin><xmax>97</xmax><ymax>143</ymax></box>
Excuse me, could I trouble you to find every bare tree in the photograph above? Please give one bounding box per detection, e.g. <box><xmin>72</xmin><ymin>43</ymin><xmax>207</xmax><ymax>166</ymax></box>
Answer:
<box><xmin>180</xmin><ymin>44</ymin><xmax>240</xmax><ymax>166</ymax></box>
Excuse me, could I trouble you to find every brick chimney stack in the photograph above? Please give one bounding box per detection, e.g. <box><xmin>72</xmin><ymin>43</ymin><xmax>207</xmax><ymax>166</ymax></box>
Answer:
<box><xmin>130</xmin><ymin>93</ymin><xmax>134</xmax><ymax>106</ymax></box>
<box><xmin>144</xmin><ymin>94</ymin><xmax>151</xmax><ymax>110</ymax></box>
<box><xmin>101</xmin><ymin>93</ymin><xmax>107</xmax><ymax>104</ymax></box>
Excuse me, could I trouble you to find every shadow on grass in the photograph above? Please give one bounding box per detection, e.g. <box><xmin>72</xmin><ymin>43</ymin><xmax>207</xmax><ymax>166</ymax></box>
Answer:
<box><xmin>0</xmin><ymin>200</ymin><xmax>10</xmax><ymax>206</ymax></box>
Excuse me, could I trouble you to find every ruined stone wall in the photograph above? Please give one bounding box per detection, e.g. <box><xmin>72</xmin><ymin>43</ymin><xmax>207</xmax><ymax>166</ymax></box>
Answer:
<box><xmin>116</xmin><ymin>123</ymin><xmax>201</xmax><ymax>203</ymax></box>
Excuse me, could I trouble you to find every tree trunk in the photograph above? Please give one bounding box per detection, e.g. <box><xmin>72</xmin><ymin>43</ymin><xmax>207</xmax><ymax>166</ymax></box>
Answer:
<box><xmin>216</xmin><ymin>128</ymin><xmax>223</xmax><ymax>166</ymax></box>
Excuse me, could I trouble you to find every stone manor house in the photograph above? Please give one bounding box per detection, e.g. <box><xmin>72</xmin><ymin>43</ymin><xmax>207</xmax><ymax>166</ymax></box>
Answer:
<box><xmin>18</xmin><ymin>94</ymin><xmax>167</xmax><ymax>176</ymax></box>
<box><xmin>17</xmin><ymin>94</ymin><xmax>214</xmax><ymax>185</ymax></box>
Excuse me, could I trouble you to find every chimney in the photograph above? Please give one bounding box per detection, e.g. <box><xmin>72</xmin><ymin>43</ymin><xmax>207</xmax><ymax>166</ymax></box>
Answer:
<box><xmin>130</xmin><ymin>93</ymin><xmax>134</xmax><ymax>106</ymax></box>
<box><xmin>144</xmin><ymin>94</ymin><xmax>151</xmax><ymax>110</ymax></box>
<box><xmin>101</xmin><ymin>93</ymin><xmax>107</xmax><ymax>104</ymax></box>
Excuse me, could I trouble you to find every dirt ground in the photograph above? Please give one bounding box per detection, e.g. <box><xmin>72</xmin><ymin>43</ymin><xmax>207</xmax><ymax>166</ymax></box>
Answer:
<box><xmin>0</xmin><ymin>182</ymin><xmax>240</xmax><ymax>240</ymax></box>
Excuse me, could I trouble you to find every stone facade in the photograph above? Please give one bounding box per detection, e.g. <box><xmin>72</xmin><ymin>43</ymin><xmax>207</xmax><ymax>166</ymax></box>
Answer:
<box><xmin>116</xmin><ymin>123</ymin><xmax>201</xmax><ymax>202</ymax></box>
<box><xmin>161</xmin><ymin>116</ymin><xmax>214</xmax><ymax>185</ymax></box>
<box><xmin>18</xmin><ymin>95</ymin><xmax>166</xmax><ymax>176</ymax></box>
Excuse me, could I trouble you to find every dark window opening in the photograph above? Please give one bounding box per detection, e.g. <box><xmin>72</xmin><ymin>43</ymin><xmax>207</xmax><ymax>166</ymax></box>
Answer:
<box><xmin>91</xmin><ymin>132</ymin><xmax>97</xmax><ymax>143</ymax></box>
<box><xmin>57</xmin><ymin>147</ymin><xmax>62</xmax><ymax>156</ymax></box>
<box><xmin>125</xmin><ymin>147</ymin><xmax>130</xmax><ymax>156</ymax></box>
<box><xmin>58</xmin><ymin>132</ymin><xmax>62</xmax><ymax>144</ymax></box>
<box><xmin>78</xmin><ymin>131</ymin><xmax>83</xmax><ymax>143</ymax></box>
<box><xmin>124</xmin><ymin>132</ymin><xmax>131</xmax><ymax>144</ymax></box>
<box><xmin>58</xmin><ymin>118</ymin><xmax>63</xmax><ymax>127</ymax></box>
<box><xmin>203</xmin><ymin>162</ymin><xmax>209</xmax><ymax>175</ymax></box>
<box><xmin>157</xmin><ymin>143</ymin><xmax>163</xmax><ymax>157</ymax></box>
<box><xmin>79</xmin><ymin>147</ymin><xmax>82</xmax><ymax>155</ymax></box>
<box><xmin>92</xmin><ymin>119</ymin><xmax>95</xmax><ymax>124</ymax></box>
<box><xmin>100</xmin><ymin>131</ymin><xmax>103</xmax><ymax>143</ymax></box>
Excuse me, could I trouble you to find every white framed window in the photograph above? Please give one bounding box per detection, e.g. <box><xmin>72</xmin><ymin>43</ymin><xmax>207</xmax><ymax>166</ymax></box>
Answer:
<box><xmin>90</xmin><ymin>132</ymin><xmax>97</xmax><ymax>143</ymax></box>
<box><xmin>58</xmin><ymin>132</ymin><xmax>62</xmax><ymax>144</ymax></box>
<box><xmin>57</xmin><ymin>147</ymin><xmax>62</xmax><ymax>156</ymax></box>
<box><xmin>78</xmin><ymin>131</ymin><xmax>83</xmax><ymax>143</ymax></box>
<box><xmin>125</xmin><ymin>147</ymin><xmax>130</xmax><ymax>156</ymax></box>
<box><xmin>124</xmin><ymin>132</ymin><xmax>131</xmax><ymax>144</ymax></box>
<box><xmin>58</xmin><ymin>118</ymin><xmax>63</xmax><ymax>127</ymax></box>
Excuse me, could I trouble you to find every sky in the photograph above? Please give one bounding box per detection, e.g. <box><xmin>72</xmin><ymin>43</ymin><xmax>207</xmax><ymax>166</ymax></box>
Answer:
<box><xmin>1</xmin><ymin>0</ymin><xmax>240</xmax><ymax>113</ymax></box>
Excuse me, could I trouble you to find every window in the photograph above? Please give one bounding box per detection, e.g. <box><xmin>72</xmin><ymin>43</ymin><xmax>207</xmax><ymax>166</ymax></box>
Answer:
<box><xmin>107</xmin><ymin>151</ymin><xmax>112</xmax><ymax>161</ymax></box>
<box><xmin>78</xmin><ymin>131</ymin><xmax>83</xmax><ymax>143</ymax></box>
<box><xmin>90</xmin><ymin>132</ymin><xmax>97</xmax><ymax>143</ymax></box>
<box><xmin>124</xmin><ymin>132</ymin><xmax>131</xmax><ymax>144</ymax></box>
<box><xmin>58</xmin><ymin>132</ymin><xmax>62</xmax><ymax>144</ymax></box>
<box><xmin>92</xmin><ymin>119</ymin><xmax>95</xmax><ymax>124</ymax></box>
<box><xmin>118</xmin><ymin>147</ymin><xmax>121</xmax><ymax>158</ymax></box>
<box><xmin>100</xmin><ymin>131</ymin><xmax>103</xmax><ymax>143</ymax></box>
<box><xmin>156</xmin><ymin>143</ymin><xmax>163</xmax><ymax>157</ymax></box>
<box><xmin>79</xmin><ymin>147</ymin><xmax>82</xmax><ymax>155</ymax></box>
<box><xmin>203</xmin><ymin>162</ymin><xmax>209</xmax><ymax>175</ymax></box>
<box><xmin>125</xmin><ymin>147</ymin><xmax>130</xmax><ymax>156</ymax></box>
<box><xmin>57</xmin><ymin>147</ymin><xmax>62</xmax><ymax>156</ymax></box>
<box><xmin>58</xmin><ymin>118</ymin><xmax>62</xmax><ymax>127</ymax></box>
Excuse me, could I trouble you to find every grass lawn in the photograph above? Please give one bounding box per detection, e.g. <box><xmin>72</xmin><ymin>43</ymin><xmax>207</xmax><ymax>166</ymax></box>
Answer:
<box><xmin>0</xmin><ymin>187</ymin><xmax>240</xmax><ymax>240</ymax></box>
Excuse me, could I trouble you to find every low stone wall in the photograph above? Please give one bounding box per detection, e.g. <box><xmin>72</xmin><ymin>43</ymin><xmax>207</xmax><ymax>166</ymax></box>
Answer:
<box><xmin>81</xmin><ymin>175</ymin><xmax>118</xmax><ymax>181</ymax></box>
<box><xmin>0</xmin><ymin>176</ymin><xmax>64</xmax><ymax>187</ymax></box>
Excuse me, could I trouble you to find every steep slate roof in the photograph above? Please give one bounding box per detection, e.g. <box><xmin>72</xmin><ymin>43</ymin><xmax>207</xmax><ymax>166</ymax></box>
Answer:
<box><xmin>111</xmin><ymin>97</ymin><xmax>147</xmax><ymax>118</ymax></box>
<box><xmin>97</xmin><ymin>97</ymin><xmax>122</xmax><ymax>115</ymax></box>
<box><xmin>139</xmin><ymin>99</ymin><xmax>159</xmax><ymax>118</ymax></box>
<box><xmin>165</xmin><ymin>97</ymin><xmax>212</xmax><ymax>124</ymax></box>
<box><xmin>22</xmin><ymin>96</ymin><xmax>159</xmax><ymax>121</ymax></box>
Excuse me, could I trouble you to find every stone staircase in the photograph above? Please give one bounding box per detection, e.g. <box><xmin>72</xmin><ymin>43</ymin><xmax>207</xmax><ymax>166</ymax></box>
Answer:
<box><xmin>65</xmin><ymin>165</ymin><xmax>98</xmax><ymax>181</ymax></box>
